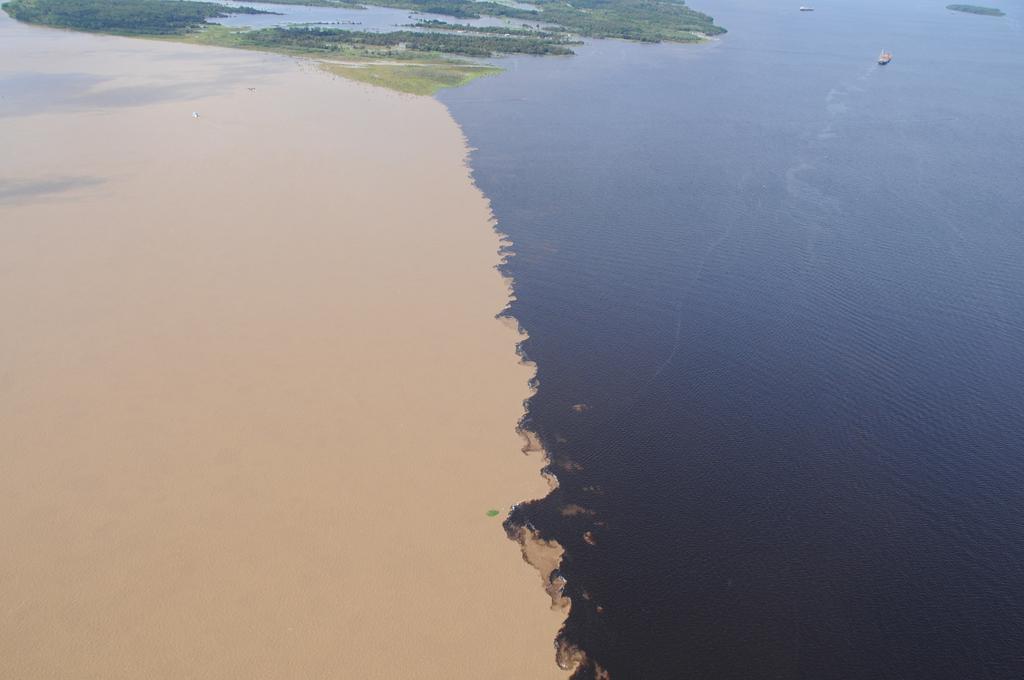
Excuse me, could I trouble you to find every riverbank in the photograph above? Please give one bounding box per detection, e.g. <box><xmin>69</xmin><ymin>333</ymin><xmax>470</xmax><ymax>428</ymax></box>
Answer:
<box><xmin>1</xmin><ymin>0</ymin><xmax>725</xmax><ymax>95</ymax></box>
<box><xmin>0</xmin><ymin>14</ymin><xmax>567</xmax><ymax>679</ymax></box>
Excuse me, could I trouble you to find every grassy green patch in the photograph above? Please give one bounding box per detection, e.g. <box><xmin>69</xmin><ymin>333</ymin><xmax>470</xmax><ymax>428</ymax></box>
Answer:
<box><xmin>174</xmin><ymin>23</ymin><xmax>250</xmax><ymax>47</ymax></box>
<box><xmin>321</xmin><ymin>60</ymin><xmax>499</xmax><ymax>96</ymax></box>
<box><xmin>946</xmin><ymin>4</ymin><xmax>1005</xmax><ymax>16</ymax></box>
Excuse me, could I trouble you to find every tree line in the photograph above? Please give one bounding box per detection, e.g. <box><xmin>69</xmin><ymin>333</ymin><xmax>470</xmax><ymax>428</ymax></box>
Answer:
<box><xmin>2</xmin><ymin>0</ymin><xmax>271</xmax><ymax>35</ymax></box>
<box><xmin>243</xmin><ymin>26</ymin><xmax>578</xmax><ymax>57</ymax></box>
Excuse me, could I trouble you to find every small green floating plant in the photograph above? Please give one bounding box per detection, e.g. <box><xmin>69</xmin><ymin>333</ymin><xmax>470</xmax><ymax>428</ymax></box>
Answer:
<box><xmin>486</xmin><ymin>509</ymin><xmax>501</xmax><ymax>517</ymax></box>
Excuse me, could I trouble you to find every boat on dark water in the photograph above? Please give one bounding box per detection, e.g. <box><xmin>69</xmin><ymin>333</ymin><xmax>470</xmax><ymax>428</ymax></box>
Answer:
<box><xmin>878</xmin><ymin>50</ymin><xmax>893</xmax><ymax>64</ymax></box>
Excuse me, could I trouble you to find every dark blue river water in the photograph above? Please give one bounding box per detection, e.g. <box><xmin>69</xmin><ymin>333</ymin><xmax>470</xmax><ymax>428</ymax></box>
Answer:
<box><xmin>440</xmin><ymin>0</ymin><xmax>1024</xmax><ymax>677</ymax></box>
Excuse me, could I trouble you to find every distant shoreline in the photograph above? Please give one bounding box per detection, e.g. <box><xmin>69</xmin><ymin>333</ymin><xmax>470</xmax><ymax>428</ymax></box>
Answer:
<box><xmin>1</xmin><ymin>0</ymin><xmax>724</xmax><ymax>94</ymax></box>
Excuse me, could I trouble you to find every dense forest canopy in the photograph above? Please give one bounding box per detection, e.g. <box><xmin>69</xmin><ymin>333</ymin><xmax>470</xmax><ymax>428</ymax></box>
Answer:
<box><xmin>2</xmin><ymin>0</ymin><xmax>272</xmax><ymax>35</ymax></box>
<box><xmin>242</xmin><ymin>25</ymin><xmax>578</xmax><ymax>57</ymax></box>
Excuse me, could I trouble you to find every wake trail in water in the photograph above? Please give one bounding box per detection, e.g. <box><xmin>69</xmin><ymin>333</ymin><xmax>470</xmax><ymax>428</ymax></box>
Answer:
<box><xmin>620</xmin><ymin>212</ymin><xmax>740</xmax><ymax>411</ymax></box>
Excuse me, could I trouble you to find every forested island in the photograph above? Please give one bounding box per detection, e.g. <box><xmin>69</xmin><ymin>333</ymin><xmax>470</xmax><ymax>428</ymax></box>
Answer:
<box><xmin>1</xmin><ymin>0</ymin><xmax>724</xmax><ymax>93</ymax></box>
<box><xmin>946</xmin><ymin>4</ymin><xmax>1006</xmax><ymax>15</ymax></box>
<box><xmin>243</xmin><ymin>26</ymin><xmax>579</xmax><ymax>57</ymax></box>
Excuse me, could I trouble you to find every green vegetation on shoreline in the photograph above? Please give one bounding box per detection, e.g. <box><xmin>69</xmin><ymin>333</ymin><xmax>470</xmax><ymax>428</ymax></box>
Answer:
<box><xmin>241</xmin><ymin>0</ymin><xmax>361</xmax><ymax>6</ymax></box>
<box><xmin>534</xmin><ymin>0</ymin><xmax>722</xmax><ymax>42</ymax></box>
<box><xmin>2</xmin><ymin>0</ymin><xmax>271</xmax><ymax>35</ymax></box>
<box><xmin>3</xmin><ymin>0</ymin><xmax>725</xmax><ymax>44</ymax></box>
<box><xmin>365</xmin><ymin>0</ymin><xmax>538</xmax><ymax>20</ymax></box>
<box><xmin>321</xmin><ymin>60</ymin><xmax>499</xmax><ymax>95</ymax></box>
<box><xmin>241</xmin><ymin>26</ymin><xmax>579</xmax><ymax>57</ymax></box>
<box><xmin>364</xmin><ymin>0</ymin><xmax>723</xmax><ymax>42</ymax></box>
<box><xmin>242</xmin><ymin>0</ymin><xmax>536</xmax><ymax>18</ymax></box>
<box><xmin>240</xmin><ymin>0</ymin><xmax>726</xmax><ymax>42</ymax></box>
<box><xmin>1</xmin><ymin>0</ymin><xmax>576</xmax><ymax>54</ymax></box>
<box><xmin>1</xmin><ymin>0</ymin><xmax>724</xmax><ymax>93</ymax></box>
<box><xmin>176</xmin><ymin>24</ymin><xmax>503</xmax><ymax>93</ymax></box>
<box><xmin>946</xmin><ymin>4</ymin><xmax>1006</xmax><ymax>16</ymax></box>
<box><xmin>409</xmin><ymin>19</ymin><xmax>566</xmax><ymax>38</ymax></box>
<box><xmin>0</xmin><ymin>0</ymin><xmax>567</xmax><ymax>93</ymax></box>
